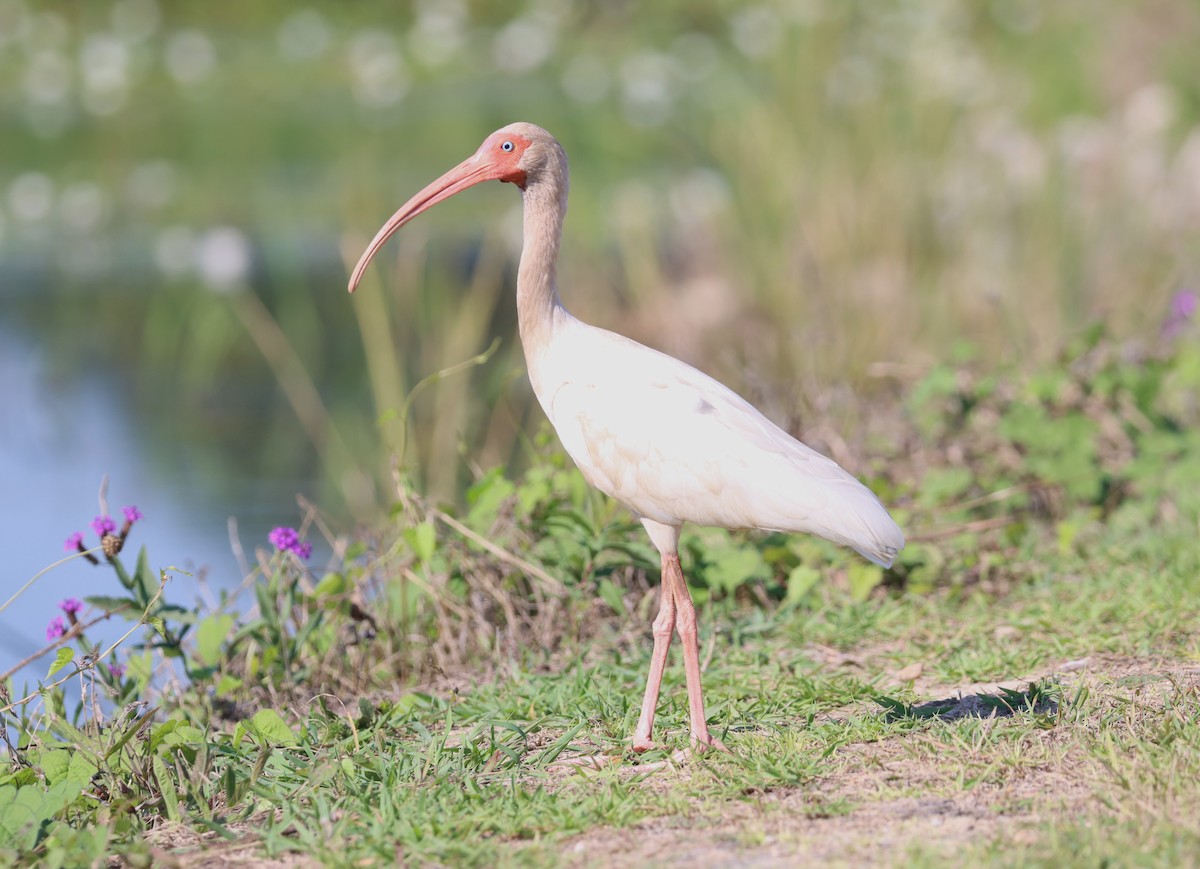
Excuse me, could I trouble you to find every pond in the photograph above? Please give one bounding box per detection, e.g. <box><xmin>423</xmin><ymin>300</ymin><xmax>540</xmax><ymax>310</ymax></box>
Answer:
<box><xmin>1</xmin><ymin>322</ymin><xmax>323</xmax><ymax>692</ymax></box>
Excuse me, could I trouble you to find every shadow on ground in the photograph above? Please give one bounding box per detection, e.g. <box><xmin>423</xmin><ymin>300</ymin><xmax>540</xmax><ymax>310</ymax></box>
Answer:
<box><xmin>877</xmin><ymin>681</ymin><xmax>1059</xmax><ymax>722</ymax></box>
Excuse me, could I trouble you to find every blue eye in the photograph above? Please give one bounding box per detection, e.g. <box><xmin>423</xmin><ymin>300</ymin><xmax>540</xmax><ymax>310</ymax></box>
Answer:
<box><xmin>501</xmin><ymin>141</ymin><xmax>514</xmax><ymax>152</ymax></box>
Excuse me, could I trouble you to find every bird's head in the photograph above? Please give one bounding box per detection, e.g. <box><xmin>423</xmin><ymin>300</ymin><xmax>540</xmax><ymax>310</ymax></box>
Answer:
<box><xmin>347</xmin><ymin>122</ymin><xmax>566</xmax><ymax>292</ymax></box>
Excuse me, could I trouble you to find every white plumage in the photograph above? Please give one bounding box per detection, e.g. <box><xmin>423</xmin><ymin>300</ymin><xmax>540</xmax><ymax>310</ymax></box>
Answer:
<box><xmin>533</xmin><ymin>313</ymin><xmax>903</xmax><ymax>566</ymax></box>
<box><xmin>349</xmin><ymin>122</ymin><xmax>904</xmax><ymax>755</ymax></box>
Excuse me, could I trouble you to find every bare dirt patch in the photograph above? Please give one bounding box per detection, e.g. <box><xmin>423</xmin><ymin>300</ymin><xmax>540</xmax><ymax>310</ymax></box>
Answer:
<box><xmin>547</xmin><ymin>656</ymin><xmax>1200</xmax><ymax>868</ymax></box>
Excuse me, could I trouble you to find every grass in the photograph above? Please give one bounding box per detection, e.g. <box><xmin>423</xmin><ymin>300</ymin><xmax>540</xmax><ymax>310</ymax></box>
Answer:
<box><xmin>5</xmin><ymin>423</ymin><xmax>1200</xmax><ymax>866</ymax></box>
<box><xmin>123</xmin><ymin>526</ymin><xmax>1198</xmax><ymax>868</ymax></box>
<box><xmin>5</xmin><ymin>329</ymin><xmax>1200</xmax><ymax>866</ymax></box>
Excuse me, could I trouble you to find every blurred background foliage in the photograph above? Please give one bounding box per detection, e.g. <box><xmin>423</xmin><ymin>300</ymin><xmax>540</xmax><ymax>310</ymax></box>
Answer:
<box><xmin>3</xmin><ymin>0</ymin><xmax>1198</xmax><ymax>525</ymax></box>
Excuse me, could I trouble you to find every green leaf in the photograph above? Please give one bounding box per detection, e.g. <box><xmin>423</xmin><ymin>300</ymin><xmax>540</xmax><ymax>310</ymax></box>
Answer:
<box><xmin>312</xmin><ymin>573</ymin><xmax>346</xmax><ymax>598</ymax></box>
<box><xmin>215</xmin><ymin>675</ymin><xmax>243</xmax><ymax>697</ymax></box>
<box><xmin>597</xmin><ymin>578</ymin><xmax>625</xmax><ymax>614</ymax></box>
<box><xmin>248</xmin><ymin>709</ymin><xmax>297</xmax><ymax>747</ymax></box>
<box><xmin>39</xmin><ymin>750</ymin><xmax>71</xmax><ymax>784</ymax></box>
<box><xmin>705</xmin><ymin>546</ymin><xmax>770</xmax><ymax>594</ymax></box>
<box><xmin>785</xmin><ymin>565</ymin><xmax>822</xmax><ymax>604</ymax></box>
<box><xmin>65</xmin><ymin>752</ymin><xmax>97</xmax><ymax>786</ymax></box>
<box><xmin>83</xmin><ymin>595</ymin><xmax>136</xmax><ymax>615</ymax></box>
<box><xmin>152</xmin><ymin>756</ymin><xmax>180</xmax><ymax>822</ymax></box>
<box><xmin>847</xmin><ymin>562</ymin><xmax>884</xmax><ymax>602</ymax></box>
<box><xmin>194</xmin><ymin>614</ymin><xmax>234</xmax><ymax>667</ymax></box>
<box><xmin>465</xmin><ymin>468</ymin><xmax>515</xmax><ymax>529</ymax></box>
<box><xmin>405</xmin><ymin>521</ymin><xmax>437</xmax><ymax>562</ymax></box>
<box><xmin>133</xmin><ymin>546</ymin><xmax>156</xmax><ymax>604</ymax></box>
<box><xmin>46</xmin><ymin>648</ymin><xmax>74</xmax><ymax>679</ymax></box>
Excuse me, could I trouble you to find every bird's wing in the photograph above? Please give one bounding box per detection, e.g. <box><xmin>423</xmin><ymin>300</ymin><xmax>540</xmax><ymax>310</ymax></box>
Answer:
<box><xmin>541</xmin><ymin>325</ymin><xmax>904</xmax><ymax>566</ymax></box>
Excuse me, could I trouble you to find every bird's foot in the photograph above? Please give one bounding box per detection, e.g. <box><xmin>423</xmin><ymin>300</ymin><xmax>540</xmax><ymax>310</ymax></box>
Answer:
<box><xmin>691</xmin><ymin>732</ymin><xmax>733</xmax><ymax>754</ymax></box>
<box><xmin>631</xmin><ymin>734</ymin><xmax>657</xmax><ymax>754</ymax></box>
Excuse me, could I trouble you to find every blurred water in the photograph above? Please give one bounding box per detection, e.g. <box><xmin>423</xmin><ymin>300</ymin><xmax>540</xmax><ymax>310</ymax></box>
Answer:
<box><xmin>0</xmin><ymin>323</ymin><xmax>316</xmax><ymax>693</ymax></box>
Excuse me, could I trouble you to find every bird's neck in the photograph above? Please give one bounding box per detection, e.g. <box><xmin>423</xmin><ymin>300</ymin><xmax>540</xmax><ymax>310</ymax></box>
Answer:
<box><xmin>516</xmin><ymin>173</ymin><xmax>569</xmax><ymax>350</ymax></box>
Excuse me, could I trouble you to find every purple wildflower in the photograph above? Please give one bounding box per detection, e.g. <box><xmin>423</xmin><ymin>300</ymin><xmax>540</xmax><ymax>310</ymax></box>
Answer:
<box><xmin>46</xmin><ymin>616</ymin><xmax>67</xmax><ymax>642</ymax></box>
<box><xmin>64</xmin><ymin>532</ymin><xmax>84</xmax><ymax>552</ymax></box>
<box><xmin>60</xmin><ymin>598</ymin><xmax>83</xmax><ymax>617</ymax></box>
<box><xmin>268</xmin><ymin>526</ymin><xmax>311</xmax><ymax>560</ymax></box>
<box><xmin>106</xmin><ymin>661</ymin><xmax>126</xmax><ymax>680</ymax></box>
<box><xmin>122</xmin><ymin>505</ymin><xmax>143</xmax><ymax>523</ymax></box>
<box><xmin>268</xmin><ymin>526</ymin><xmax>299</xmax><ymax>551</ymax></box>
<box><xmin>1162</xmin><ymin>289</ymin><xmax>1198</xmax><ymax>340</ymax></box>
<box><xmin>91</xmin><ymin>515</ymin><xmax>116</xmax><ymax>537</ymax></box>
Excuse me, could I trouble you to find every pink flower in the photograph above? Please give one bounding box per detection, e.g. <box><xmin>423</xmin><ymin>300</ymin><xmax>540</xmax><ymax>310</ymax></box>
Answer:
<box><xmin>91</xmin><ymin>515</ymin><xmax>116</xmax><ymax>537</ymax></box>
<box><xmin>60</xmin><ymin>598</ymin><xmax>83</xmax><ymax>617</ymax></box>
<box><xmin>122</xmin><ymin>505</ymin><xmax>143</xmax><ymax>523</ymax></box>
<box><xmin>268</xmin><ymin>526</ymin><xmax>312</xmax><ymax>560</ymax></box>
<box><xmin>46</xmin><ymin>616</ymin><xmax>67</xmax><ymax>641</ymax></box>
<box><xmin>64</xmin><ymin>532</ymin><xmax>84</xmax><ymax>552</ymax></box>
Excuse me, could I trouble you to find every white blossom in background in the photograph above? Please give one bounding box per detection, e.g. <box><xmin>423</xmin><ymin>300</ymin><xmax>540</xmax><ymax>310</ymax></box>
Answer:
<box><xmin>197</xmin><ymin>226</ymin><xmax>252</xmax><ymax>292</ymax></box>
<box><xmin>126</xmin><ymin>160</ymin><xmax>177</xmax><ymax>211</ymax></box>
<box><xmin>826</xmin><ymin>56</ymin><xmax>878</xmax><ymax>106</ymax></box>
<box><xmin>619</xmin><ymin>52</ymin><xmax>680</xmax><ymax>127</ymax></box>
<box><xmin>23</xmin><ymin>49</ymin><xmax>71</xmax><ymax>106</ymax></box>
<box><xmin>409</xmin><ymin>0</ymin><xmax>467</xmax><ymax>68</ymax></box>
<box><xmin>348</xmin><ymin>30</ymin><xmax>409</xmax><ymax>108</ymax></box>
<box><xmin>668</xmin><ymin>169</ymin><xmax>730</xmax><ymax>230</ymax></box>
<box><xmin>59</xmin><ymin>182</ymin><xmax>106</xmax><ymax>233</ymax></box>
<box><xmin>492</xmin><ymin>15</ymin><xmax>556</xmax><ymax>74</ymax></box>
<box><xmin>61</xmin><ymin>238</ymin><xmax>110</xmax><ymax>277</ymax></box>
<box><xmin>786</xmin><ymin>0</ymin><xmax>825</xmax><ymax>26</ymax></box>
<box><xmin>110</xmin><ymin>0</ymin><xmax>160</xmax><ymax>42</ymax></box>
<box><xmin>80</xmin><ymin>34</ymin><xmax>131</xmax><ymax>115</ymax></box>
<box><xmin>671</xmin><ymin>33</ymin><xmax>719</xmax><ymax>83</ymax></box>
<box><xmin>8</xmin><ymin>172</ymin><xmax>55</xmax><ymax>223</ymax></box>
<box><xmin>166</xmin><ymin>30</ymin><xmax>217</xmax><ymax>86</ymax></box>
<box><xmin>973</xmin><ymin>113</ymin><xmax>1047</xmax><ymax>194</ymax></box>
<box><xmin>277</xmin><ymin>9</ymin><xmax>330</xmax><ymax>62</ymax></box>
<box><xmin>154</xmin><ymin>225</ymin><xmax>197</xmax><ymax>279</ymax></box>
<box><xmin>24</xmin><ymin>10</ymin><xmax>69</xmax><ymax>48</ymax></box>
<box><xmin>0</xmin><ymin>0</ymin><xmax>29</xmax><ymax>50</ymax></box>
<box><xmin>561</xmin><ymin>54</ymin><xmax>609</xmax><ymax>104</ymax></box>
<box><xmin>730</xmin><ymin>5</ymin><xmax>782</xmax><ymax>59</ymax></box>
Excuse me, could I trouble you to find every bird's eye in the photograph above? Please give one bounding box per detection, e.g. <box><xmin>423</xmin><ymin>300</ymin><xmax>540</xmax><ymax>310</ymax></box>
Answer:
<box><xmin>501</xmin><ymin>140</ymin><xmax>514</xmax><ymax>152</ymax></box>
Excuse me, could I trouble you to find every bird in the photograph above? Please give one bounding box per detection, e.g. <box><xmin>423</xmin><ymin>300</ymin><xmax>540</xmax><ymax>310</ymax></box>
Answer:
<box><xmin>348</xmin><ymin>123</ymin><xmax>904</xmax><ymax>755</ymax></box>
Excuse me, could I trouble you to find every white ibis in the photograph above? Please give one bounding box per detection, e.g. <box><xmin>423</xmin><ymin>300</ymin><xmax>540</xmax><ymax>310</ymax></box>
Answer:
<box><xmin>349</xmin><ymin>123</ymin><xmax>904</xmax><ymax>754</ymax></box>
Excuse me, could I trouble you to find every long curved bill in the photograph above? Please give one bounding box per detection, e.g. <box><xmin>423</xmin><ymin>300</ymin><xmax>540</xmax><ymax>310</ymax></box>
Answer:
<box><xmin>347</xmin><ymin>154</ymin><xmax>503</xmax><ymax>292</ymax></box>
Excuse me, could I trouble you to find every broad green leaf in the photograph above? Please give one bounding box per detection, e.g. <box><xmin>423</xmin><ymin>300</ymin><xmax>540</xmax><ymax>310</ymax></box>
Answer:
<box><xmin>194</xmin><ymin>614</ymin><xmax>234</xmax><ymax>667</ymax></box>
<box><xmin>134</xmin><ymin>546</ymin><xmax>156</xmax><ymax>603</ymax></box>
<box><xmin>705</xmin><ymin>546</ymin><xmax>770</xmax><ymax>594</ymax></box>
<box><xmin>848</xmin><ymin>562</ymin><xmax>884</xmax><ymax>602</ymax></box>
<box><xmin>144</xmin><ymin>616</ymin><xmax>166</xmax><ymax>638</ymax></box>
<box><xmin>47</xmin><ymin>648</ymin><xmax>74</xmax><ymax>679</ymax></box>
<box><xmin>82</xmin><ymin>595</ymin><xmax>136</xmax><ymax>615</ymax></box>
<box><xmin>405</xmin><ymin>521</ymin><xmax>437</xmax><ymax>562</ymax></box>
<box><xmin>65</xmin><ymin>752</ymin><xmax>97</xmax><ymax>786</ymax></box>
<box><xmin>597</xmin><ymin>578</ymin><xmax>625</xmax><ymax>614</ymax></box>
<box><xmin>39</xmin><ymin>750</ymin><xmax>70</xmax><ymax>784</ymax></box>
<box><xmin>785</xmin><ymin>565</ymin><xmax>822</xmax><ymax>604</ymax></box>
<box><xmin>152</xmin><ymin>756</ymin><xmax>180</xmax><ymax>822</ymax></box>
<box><xmin>312</xmin><ymin>572</ymin><xmax>346</xmax><ymax>598</ymax></box>
<box><xmin>249</xmin><ymin>709</ymin><xmax>296</xmax><ymax>747</ymax></box>
<box><xmin>215</xmin><ymin>674</ymin><xmax>243</xmax><ymax>697</ymax></box>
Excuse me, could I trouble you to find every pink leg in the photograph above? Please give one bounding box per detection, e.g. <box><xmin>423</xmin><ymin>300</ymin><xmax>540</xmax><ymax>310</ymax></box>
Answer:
<box><xmin>631</xmin><ymin>557</ymin><xmax>676</xmax><ymax>752</ymax></box>
<box><xmin>666</xmin><ymin>555</ymin><xmax>730</xmax><ymax>753</ymax></box>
